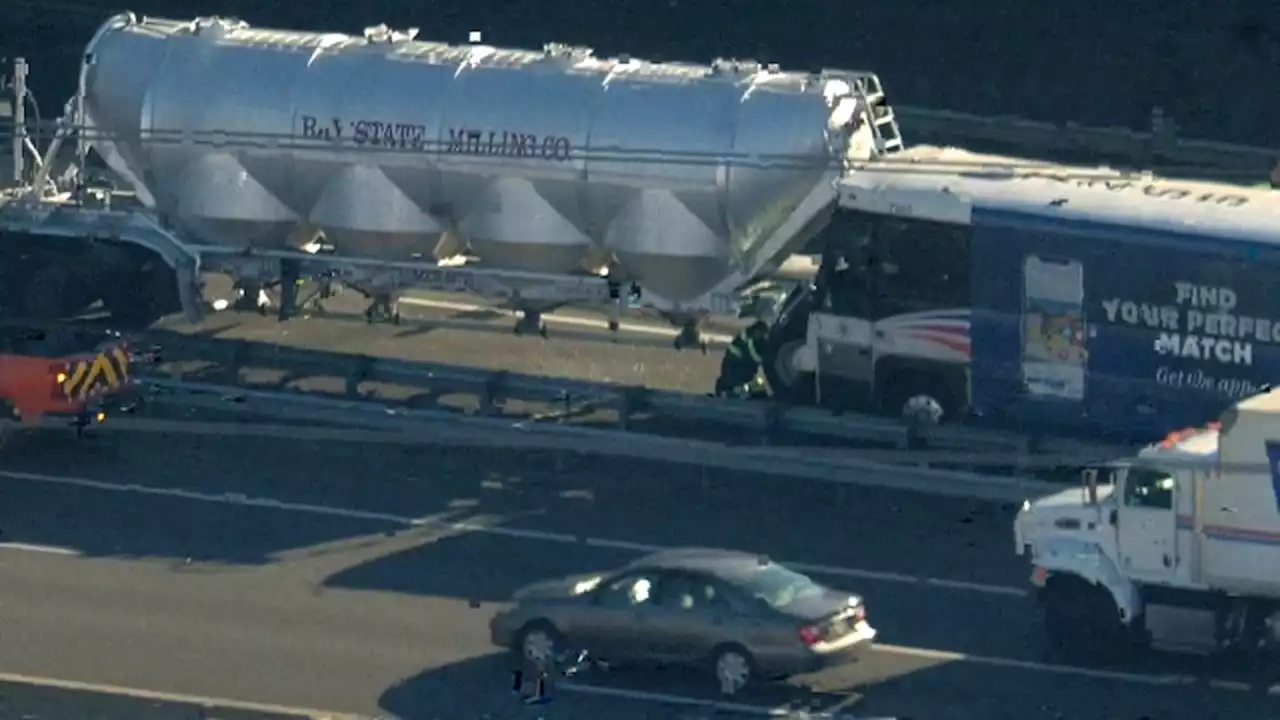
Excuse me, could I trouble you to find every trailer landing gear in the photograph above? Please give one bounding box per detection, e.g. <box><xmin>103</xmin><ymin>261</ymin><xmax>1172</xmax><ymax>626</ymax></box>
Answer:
<box><xmin>231</xmin><ymin>284</ymin><xmax>271</xmax><ymax>315</ymax></box>
<box><xmin>673</xmin><ymin>320</ymin><xmax>708</xmax><ymax>353</ymax></box>
<box><xmin>364</xmin><ymin>294</ymin><xmax>400</xmax><ymax>325</ymax></box>
<box><xmin>514</xmin><ymin>310</ymin><xmax>548</xmax><ymax>338</ymax></box>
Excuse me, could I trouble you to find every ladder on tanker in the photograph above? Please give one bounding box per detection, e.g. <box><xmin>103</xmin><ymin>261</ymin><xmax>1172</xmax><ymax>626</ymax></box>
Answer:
<box><xmin>853</xmin><ymin>73</ymin><xmax>904</xmax><ymax>155</ymax></box>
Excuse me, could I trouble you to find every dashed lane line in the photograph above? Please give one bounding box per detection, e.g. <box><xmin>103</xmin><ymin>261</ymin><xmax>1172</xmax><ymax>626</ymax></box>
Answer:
<box><xmin>0</xmin><ymin>542</ymin><xmax>80</xmax><ymax>556</ymax></box>
<box><xmin>0</xmin><ymin>468</ymin><xmax>1024</xmax><ymax>599</ymax></box>
<box><xmin>0</xmin><ymin>671</ymin><xmax>371</xmax><ymax>719</ymax></box>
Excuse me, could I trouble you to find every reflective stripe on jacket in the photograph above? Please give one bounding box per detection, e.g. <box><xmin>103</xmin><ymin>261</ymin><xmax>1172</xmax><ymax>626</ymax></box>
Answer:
<box><xmin>726</xmin><ymin>334</ymin><xmax>762</xmax><ymax>364</ymax></box>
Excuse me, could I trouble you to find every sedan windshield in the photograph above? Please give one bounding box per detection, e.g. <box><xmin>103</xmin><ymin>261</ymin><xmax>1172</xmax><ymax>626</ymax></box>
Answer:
<box><xmin>741</xmin><ymin>563</ymin><xmax>824</xmax><ymax>609</ymax></box>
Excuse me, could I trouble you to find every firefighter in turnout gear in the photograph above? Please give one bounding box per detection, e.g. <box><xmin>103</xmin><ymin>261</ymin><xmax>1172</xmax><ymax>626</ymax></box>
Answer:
<box><xmin>715</xmin><ymin>321</ymin><xmax>771</xmax><ymax>398</ymax></box>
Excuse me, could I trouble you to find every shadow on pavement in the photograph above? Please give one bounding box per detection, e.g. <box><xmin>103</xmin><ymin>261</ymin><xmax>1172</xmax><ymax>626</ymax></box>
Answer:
<box><xmin>0</xmin><ymin>431</ymin><xmax>473</xmax><ymax>566</ymax></box>
<box><xmin>0</xmin><ymin>417</ymin><xmax>1018</xmax><ymax>584</ymax></box>
<box><xmin>377</xmin><ymin>646</ymin><xmax>1280</xmax><ymax>720</ymax></box>
<box><xmin>379</xmin><ymin>654</ymin><xmax>529</xmax><ymax>720</ymax></box>
<box><xmin>376</xmin><ymin>649</ymin><xmax>879</xmax><ymax>720</ymax></box>
<box><xmin>324</xmin><ymin>529</ymin><xmax>634</xmax><ymax>604</ymax></box>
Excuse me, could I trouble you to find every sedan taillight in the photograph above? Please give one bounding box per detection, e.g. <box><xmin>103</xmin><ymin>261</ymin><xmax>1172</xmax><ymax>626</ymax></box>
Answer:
<box><xmin>798</xmin><ymin>625</ymin><xmax>821</xmax><ymax>646</ymax></box>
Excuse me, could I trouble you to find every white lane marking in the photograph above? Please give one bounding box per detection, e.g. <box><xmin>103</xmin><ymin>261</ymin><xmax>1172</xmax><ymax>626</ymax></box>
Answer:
<box><xmin>561</xmin><ymin>681</ymin><xmax>885</xmax><ymax>718</ymax></box>
<box><xmin>874</xmin><ymin>643</ymin><xmax>1192</xmax><ymax>686</ymax></box>
<box><xmin>399</xmin><ymin>297</ymin><xmax>736</xmax><ymax>344</ymax></box>
<box><xmin>563</xmin><ymin>641</ymin><xmax>1254</xmax><ymax>713</ymax></box>
<box><xmin>0</xmin><ymin>542</ymin><xmax>81</xmax><ymax>556</ymax></box>
<box><xmin>0</xmin><ymin>469</ymin><xmax>1026</xmax><ymax>598</ymax></box>
<box><xmin>0</xmin><ymin>670</ymin><xmax>372</xmax><ymax>719</ymax></box>
<box><xmin>568</xmin><ymin>645</ymin><xmax>1241</xmax><ymax>709</ymax></box>
<box><xmin>919</xmin><ymin>576</ymin><xmax>1028</xmax><ymax>597</ymax></box>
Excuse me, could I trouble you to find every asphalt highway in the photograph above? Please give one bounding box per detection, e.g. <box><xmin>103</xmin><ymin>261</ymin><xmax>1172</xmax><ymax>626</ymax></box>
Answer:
<box><xmin>0</xmin><ymin>424</ymin><xmax>1276</xmax><ymax>720</ymax></box>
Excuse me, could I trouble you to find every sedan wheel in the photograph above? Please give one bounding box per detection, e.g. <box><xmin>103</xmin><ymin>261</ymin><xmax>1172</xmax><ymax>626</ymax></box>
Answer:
<box><xmin>520</xmin><ymin>625</ymin><xmax>560</xmax><ymax>667</ymax></box>
<box><xmin>713</xmin><ymin>647</ymin><xmax>753</xmax><ymax>694</ymax></box>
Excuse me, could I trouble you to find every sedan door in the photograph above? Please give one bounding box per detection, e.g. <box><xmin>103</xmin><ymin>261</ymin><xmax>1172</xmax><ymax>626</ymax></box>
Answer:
<box><xmin>637</xmin><ymin>571</ymin><xmax>744</xmax><ymax>664</ymax></box>
<box><xmin>572</xmin><ymin>570</ymin><xmax>664</xmax><ymax>664</ymax></box>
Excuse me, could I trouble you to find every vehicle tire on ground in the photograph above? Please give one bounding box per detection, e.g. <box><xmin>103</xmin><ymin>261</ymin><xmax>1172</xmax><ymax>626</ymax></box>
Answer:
<box><xmin>762</xmin><ymin>338</ymin><xmax>815</xmax><ymax>405</ymax></box>
<box><xmin>709</xmin><ymin>643</ymin><xmax>757</xmax><ymax>695</ymax></box>
<box><xmin>1042</xmin><ymin>576</ymin><xmax>1130</xmax><ymax>660</ymax></box>
<box><xmin>514</xmin><ymin>620</ymin><xmax>566</xmax><ymax>670</ymax></box>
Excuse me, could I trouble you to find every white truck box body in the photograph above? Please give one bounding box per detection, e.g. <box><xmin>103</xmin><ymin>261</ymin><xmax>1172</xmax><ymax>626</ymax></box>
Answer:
<box><xmin>1196</xmin><ymin>390</ymin><xmax>1280</xmax><ymax>595</ymax></box>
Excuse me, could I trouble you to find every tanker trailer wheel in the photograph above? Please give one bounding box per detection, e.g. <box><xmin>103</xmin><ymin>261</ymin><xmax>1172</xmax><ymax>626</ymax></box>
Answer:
<box><xmin>762</xmin><ymin>339</ymin><xmax>814</xmax><ymax>404</ymax></box>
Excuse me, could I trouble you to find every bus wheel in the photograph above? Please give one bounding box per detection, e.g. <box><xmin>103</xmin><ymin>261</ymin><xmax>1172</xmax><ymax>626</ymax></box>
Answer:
<box><xmin>764</xmin><ymin>339</ymin><xmax>814</xmax><ymax>404</ymax></box>
<box><xmin>883</xmin><ymin>372</ymin><xmax>951</xmax><ymax>425</ymax></box>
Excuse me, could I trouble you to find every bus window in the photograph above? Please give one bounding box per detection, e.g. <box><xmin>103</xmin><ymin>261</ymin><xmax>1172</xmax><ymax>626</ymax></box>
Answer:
<box><xmin>870</xmin><ymin>218</ymin><xmax>971</xmax><ymax>319</ymax></box>
<box><xmin>815</xmin><ymin>213</ymin><xmax>876</xmax><ymax>318</ymax></box>
<box><xmin>823</xmin><ymin>249</ymin><xmax>874</xmax><ymax>317</ymax></box>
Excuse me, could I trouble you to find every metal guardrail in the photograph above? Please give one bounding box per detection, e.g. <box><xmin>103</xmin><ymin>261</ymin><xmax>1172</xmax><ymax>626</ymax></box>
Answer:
<box><xmin>123</xmin><ymin>377</ymin><xmax>1065</xmax><ymax>504</ymax></box>
<box><xmin>145</xmin><ymin>331</ymin><xmax>1138</xmax><ymax>469</ymax></box>
<box><xmin>897</xmin><ymin>105</ymin><xmax>1278</xmax><ymax>180</ymax></box>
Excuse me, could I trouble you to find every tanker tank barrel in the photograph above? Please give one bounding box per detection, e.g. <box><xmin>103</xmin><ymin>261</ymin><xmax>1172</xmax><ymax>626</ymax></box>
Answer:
<box><xmin>0</xmin><ymin>14</ymin><xmax>903</xmax><ymax>345</ymax></box>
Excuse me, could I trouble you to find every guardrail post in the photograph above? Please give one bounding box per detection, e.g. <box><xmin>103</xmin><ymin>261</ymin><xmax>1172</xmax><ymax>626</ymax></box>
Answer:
<box><xmin>480</xmin><ymin>372</ymin><xmax>506</xmax><ymax>415</ymax></box>
<box><xmin>1025</xmin><ymin>434</ymin><xmax>1043</xmax><ymax>455</ymax></box>
<box><xmin>618</xmin><ymin>386</ymin><xmax>646</xmax><ymax>430</ymax></box>
<box><xmin>223</xmin><ymin>341</ymin><xmax>248</xmax><ymax>383</ymax></box>
<box><xmin>345</xmin><ymin>355</ymin><xmax>371</xmax><ymax>398</ymax></box>
<box><xmin>760</xmin><ymin>402</ymin><xmax>783</xmax><ymax>445</ymax></box>
<box><xmin>904</xmin><ymin>415</ymin><xmax>926</xmax><ymax>451</ymax></box>
<box><xmin>1013</xmin><ymin>436</ymin><xmax>1032</xmax><ymax>477</ymax></box>
<box><xmin>1149</xmin><ymin>105</ymin><xmax>1175</xmax><ymax>162</ymax></box>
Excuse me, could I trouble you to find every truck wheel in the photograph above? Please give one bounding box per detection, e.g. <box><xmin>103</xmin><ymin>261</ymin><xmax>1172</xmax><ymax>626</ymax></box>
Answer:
<box><xmin>763</xmin><ymin>339</ymin><xmax>815</xmax><ymax>404</ymax></box>
<box><xmin>102</xmin><ymin>262</ymin><xmax>179</xmax><ymax>330</ymax></box>
<box><xmin>1043</xmin><ymin>577</ymin><xmax>1129</xmax><ymax>660</ymax></box>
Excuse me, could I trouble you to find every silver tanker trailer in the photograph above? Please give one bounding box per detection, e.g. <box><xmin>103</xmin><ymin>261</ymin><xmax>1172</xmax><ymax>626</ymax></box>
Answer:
<box><xmin>0</xmin><ymin>13</ymin><xmax>902</xmax><ymax>346</ymax></box>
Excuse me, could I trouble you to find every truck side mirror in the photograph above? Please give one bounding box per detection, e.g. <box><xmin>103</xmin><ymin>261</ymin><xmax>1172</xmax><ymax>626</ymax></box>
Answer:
<box><xmin>1109</xmin><ymin>509</ymin><xmax>1118</xmax><ymax>526</ymax></box>
<box><xmin>1081</xmin><ymin>468</ymin><xmax>1099</xmax><ymax>505</ymax></box>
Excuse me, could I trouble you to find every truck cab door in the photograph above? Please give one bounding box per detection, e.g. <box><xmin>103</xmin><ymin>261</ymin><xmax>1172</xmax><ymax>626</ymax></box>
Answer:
<box><xmin>1116</xmin><ymin>468</ymin><xmax>1178</xmax><ymax>578</ymax></box>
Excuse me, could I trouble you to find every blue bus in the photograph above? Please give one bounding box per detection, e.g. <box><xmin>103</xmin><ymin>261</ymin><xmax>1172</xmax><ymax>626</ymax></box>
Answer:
<box><xmin>761</xmin><ymin>146</ymin><xmax>1280</xmax><ymax>441</ymax></box>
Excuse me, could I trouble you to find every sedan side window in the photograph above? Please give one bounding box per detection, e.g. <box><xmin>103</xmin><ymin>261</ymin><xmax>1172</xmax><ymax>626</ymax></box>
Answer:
<box><xmin>595</xmin><ymin>572</ymin><xmax>661</xmax><ymax>609</ymax></box>
<box><xmin>660</xmin><ymin>573</ymin><xmax>731</xmax><ymax>612</ymax></box>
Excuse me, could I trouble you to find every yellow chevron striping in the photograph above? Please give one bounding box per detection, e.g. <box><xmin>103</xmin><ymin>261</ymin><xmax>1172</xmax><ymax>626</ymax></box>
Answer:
<box><xmin>62</xmin><ymin>351</ymin><xmax>127</xmax><ymax>398</ymax></box>
<box><xmin>61</xmin><ymin>360</ymin><xmax>88</xmax><ymax>396</ymax></box>
<box><xmin>112</xmin><ymin>347</ymin><xmax>130</xmax><ymax>378</ymax></box>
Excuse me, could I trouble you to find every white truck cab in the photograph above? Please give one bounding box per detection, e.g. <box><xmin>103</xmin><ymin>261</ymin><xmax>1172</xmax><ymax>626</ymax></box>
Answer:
<box><xmin>1016</xmin><ymin>389</ymin><xmax>1280</xmax><ymax>657</ymax></box>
